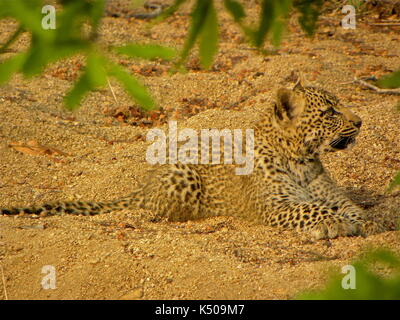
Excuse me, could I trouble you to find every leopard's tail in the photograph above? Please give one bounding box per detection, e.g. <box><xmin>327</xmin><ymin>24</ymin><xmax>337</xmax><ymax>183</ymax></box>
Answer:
<box><xmin>0</xmin><ymin>191</ymin><xmax>143</xmax><ymax>217</ymax></box>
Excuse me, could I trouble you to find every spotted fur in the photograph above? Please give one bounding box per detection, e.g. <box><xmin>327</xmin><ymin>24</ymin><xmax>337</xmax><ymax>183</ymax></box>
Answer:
<box><xmin>1</xmin><ymin>81</ymin><xmax>382</xmax><ymax>239</ymax></box>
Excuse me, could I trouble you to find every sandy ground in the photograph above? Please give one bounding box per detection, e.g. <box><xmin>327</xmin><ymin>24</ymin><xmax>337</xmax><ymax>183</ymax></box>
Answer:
<box><xmin>0</xmin><ymin>1</ymin><xmax>399</xmax><ymax>300</ymax></box>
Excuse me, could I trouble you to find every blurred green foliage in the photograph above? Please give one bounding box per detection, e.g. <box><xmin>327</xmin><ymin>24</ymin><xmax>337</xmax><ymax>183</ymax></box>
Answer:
<box><xmin>0</xmin><ymin>0</ymin><xmax>176</xmax><ymax>110</ymax></box>
<box><xmin>0</xmin><ymin>0</ymin><xmax>399</xmax><ymax>116</ymax></box>
<box><xmin>298</xmin><ymin>249</ymin><xmax>400</xmax><ymax>299</ymax></box>
<box><xmin>378</xmin><ymin>70</ymin><xmax>400</xmax><ymax>192</ymax></box>
<box><xmin>0</xmin><ymin>0</ymin><xmax>326</xmax><ymax>110</ymax></box>
<box><xmin>387</xmin><ymin>172</ymin><xmax>400</xmax><ymax>193</ymax></box>
<box><xmin>167</xmin><ymin>0</ymin><xmax>324</xmax><ymax>68</ymax></box>
<box><xmin>378</xmin><ymin>70</ymin><xmax>400</xmax><ymax>89</ymax></box>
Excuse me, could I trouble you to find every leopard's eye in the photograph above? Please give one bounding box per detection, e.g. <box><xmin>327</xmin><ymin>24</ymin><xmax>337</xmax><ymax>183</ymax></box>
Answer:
<box><xmin>323</xmin><ymin>107</ymin><xmax>340</xmax><ymax>116</ymax></box>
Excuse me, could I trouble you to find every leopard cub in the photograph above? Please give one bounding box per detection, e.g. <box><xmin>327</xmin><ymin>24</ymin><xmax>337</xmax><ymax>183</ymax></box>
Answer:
<box><xmin>1</xmin><ymin>79</ymin><xmax>382</xmax><ymax>239</ymax></box>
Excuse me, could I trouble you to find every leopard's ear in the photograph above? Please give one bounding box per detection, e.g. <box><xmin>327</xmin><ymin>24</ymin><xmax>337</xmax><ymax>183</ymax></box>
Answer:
<box><xmin>275</xmin><ymin>88</ymin><xmax>296</xmax><ymax>120</ymax></box>
<box><xmin>293</xmin><ymin>72</ymin><xmax>306</xmax><ymax>90</ymax></box>
<box><xmin>274</xmin><ymin>88</ymin><xmax>305</xmax><ymax>122</ymax></box>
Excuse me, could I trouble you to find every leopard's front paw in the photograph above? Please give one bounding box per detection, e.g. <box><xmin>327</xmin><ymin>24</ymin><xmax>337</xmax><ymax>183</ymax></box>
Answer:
<box><xmin>309</xmin><ymin>215</ymin><xmax>360</xmax><ymax>240</ymax></box>
<box><xmin>359</xmin><ymin>220</ymin><xmax>385</xmax><ymax>237</ymax></box>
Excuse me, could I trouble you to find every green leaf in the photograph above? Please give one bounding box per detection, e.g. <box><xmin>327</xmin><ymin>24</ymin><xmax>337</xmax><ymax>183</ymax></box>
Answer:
<box><xmin>107</xmin><ymin>63</ymin><xmax>155</xmax><ymax>110</ymax></box>
<box><xmin>86</xmin><ymin>51</ymin><xmax>107</xmax><ymax>88</ymax></box>
<box><xmin>89</xmin><ymin>0</ymin><xmax>106</xmax><ymax>31</ymax></box>
<box><xmin>378</xmin><ymin>70</ymin><xmax>400</xmax><ymax>89</ymax></box>
<box><xmin>55</xmin><ymin>1</ymin><xmax>88</xmax><ymax>42</ymax></box>
<box><xmin>114</xmin><ymin>44</ymin><xmax>176</xmax><ymax>60</ymax></box>
<box><xmin>253</xmin><ymin>0</ymin><xmax>275</xmax><ymax>47</ymax></box>
<box><xmin>248</xmin><ymin>0</ymin><xmax>292</xmax><ymax>48</ymax></box>
<box><xmin>199</xmin><ymin>1</ymin><xmax>219</xmax><ymax>69</ymax></box>
<box><xmin>0</xmin><ymin>0</ymin><xmax>12</xmax><ymax>18</ymax></box>
<box><xmin>365</xmin><ymin>249</ymin><xmax>400</xmax><ymax>268</ymax></box>
<box><xmin>21</xmin><ymin>38</ymin><xmax>87</xmax><ymax>77</ymax></box>
<box><xmin>276</xmin><ymin>0</ymin><xmax>292</xmax><ymax>15</ymax></box>
<box><xmin>50</xmin><ymin>40</ymin><xmax>88</xmax><ymax>61</ymax></box>
<box><xmin>387</xmin><ymin>171</ymin><xmax>400</xmax><ymax>193</ymax></box>
<box><xmin>271</xmin><ymin>20</ymin><xmax>284</xmax><ymax>47</ymax></box>
<box><xmin>271</xmin><ymin>0</ymin><xmax>291</xmax><ymax>47</ymax></box>
<box><xmin>298</xmin><ymin>249</ymin><xmax>400</xmax><ymax>300</ymax></box>
<box><xmin>223</xmin><ymin>0</ymin><xmax>254</xmax><ymax>44</ymax></box>
<box><xmin>293</xmin><ymin>0</ymin><xmax>323</xmax><ymax>36</ymax></box>
<box><xmin>153</xmin><ymin>0</ymin><xmax>187</xmax><ymax>22</ymax></box>
<box><xmin>21</xmin><ymin>39</ymin><xmax>52</xmax><ymax>77</ymax></box>
<box><xmin>224</xmin><ymin>0</ymin><xmax>246</xmax><ymax>23</ymax></box>
<box><xmin>177</xmin><ymin>0</ymin><xmax>210</xmax><ymax>67</ymax></box>
<box><xmin>0</xmin><ymin>52</ymin><xmax>26</xmax><ymax>85</ymax></box>
<box><xmin>64</xmin><ymin>73</ymin><xmax>92</xmax><ymax>110</ymax></box>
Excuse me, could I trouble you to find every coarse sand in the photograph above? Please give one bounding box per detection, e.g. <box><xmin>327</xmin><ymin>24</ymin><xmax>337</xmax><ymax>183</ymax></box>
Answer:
<box><xmin>0</xmin><ymin>0</ymin><xmax>399</xmax><ymax>299</ymax></box>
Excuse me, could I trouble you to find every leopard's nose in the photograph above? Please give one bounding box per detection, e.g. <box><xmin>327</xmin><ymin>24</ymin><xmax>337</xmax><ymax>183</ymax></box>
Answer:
<box><xmin>354</xmin><ymin>119</ymin><xmax>362</xmax><ymax>128</ymax></box>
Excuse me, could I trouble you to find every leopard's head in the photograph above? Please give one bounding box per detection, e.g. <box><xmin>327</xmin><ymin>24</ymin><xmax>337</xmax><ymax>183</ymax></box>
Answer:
<box><xmin>273</xmin><ymin>80</ymin><xmax>362</xmax><ymax>154</ymax></box>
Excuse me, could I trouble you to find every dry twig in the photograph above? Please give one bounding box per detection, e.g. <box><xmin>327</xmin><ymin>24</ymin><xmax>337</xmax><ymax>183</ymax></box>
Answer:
<box><xmin>354</xmin><ymin>77</ymin><xmax>400</xmax><ymax>95</ymax></box>
<box><xmin>107</xmin><ymin>78</ymin><xmax>118</xmax><ymax>103</ymax></box>
<box><xmin>1</xmin><ymin>265</ymin><xmax>8</xmax><ymax>300</ymax></box>
<box><xmin>368</xmin><ymin>23</ymin><xmax>400</xmax><ymax>26</ymax></box>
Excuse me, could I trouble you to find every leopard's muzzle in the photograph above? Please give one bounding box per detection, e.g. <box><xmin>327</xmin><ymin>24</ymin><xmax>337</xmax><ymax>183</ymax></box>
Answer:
<box><xmin>329</xmin><ymin>135</ymin><xmax>356</xmax><ymax>150</ymax></box>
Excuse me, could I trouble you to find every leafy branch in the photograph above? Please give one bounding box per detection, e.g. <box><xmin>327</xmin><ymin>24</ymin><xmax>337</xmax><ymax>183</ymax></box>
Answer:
<box><xmin>0</xmin><ymin>0</ymin><xmax>327</xmax><ymax>110</ymax></box>
<box><xmin>298</xmin><ymin>249</ymin><xmax>400</xmax><ymax>299</ymax></box>
<box><xmin>0</xmin><ymin>0</ymin><xmax>176</xmax><ymax>110</ymax></box>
